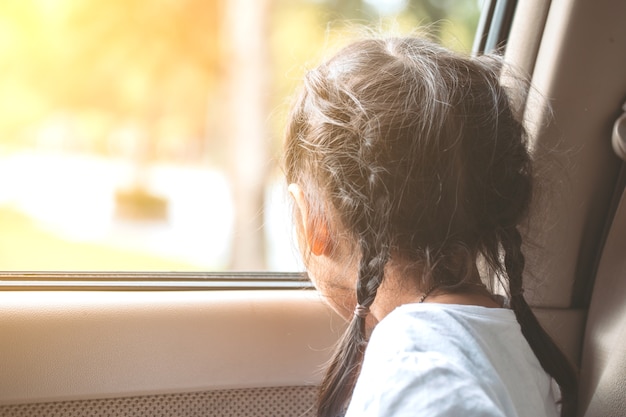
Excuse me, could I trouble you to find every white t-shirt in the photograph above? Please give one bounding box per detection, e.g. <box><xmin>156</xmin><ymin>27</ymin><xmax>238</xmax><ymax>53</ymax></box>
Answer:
<box><xmin>345</xmin><ymin>303</ymin><xmax>560</xmax><ymax>417</ymax></box>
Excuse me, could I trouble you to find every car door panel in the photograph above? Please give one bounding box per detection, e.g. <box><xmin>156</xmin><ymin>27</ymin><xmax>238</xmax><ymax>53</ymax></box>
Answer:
<box><xmin>0</xmin><ymin>289</ymin><xmax>344</xmax><ymax>415</ymax></box>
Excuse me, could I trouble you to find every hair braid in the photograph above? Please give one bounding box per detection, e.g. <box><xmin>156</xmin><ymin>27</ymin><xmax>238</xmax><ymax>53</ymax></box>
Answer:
<box><xmin>315</xmin><ymin>319</ymin><xmax>365</xmax><ymax>417</ymax></box>
<box><xmin>503</xmin><ymin>226</ymin><xmax>578</xmax><ymax>417</ymax></box>
<box><xmin>316</xmin><ymin>235</ymin><xmax>389</xmax><ymax>417</ymax></box>
<box><xmin>316</xmin><ymin>160</ymin><xmax>392</xmax><ymax>416</ymax></box>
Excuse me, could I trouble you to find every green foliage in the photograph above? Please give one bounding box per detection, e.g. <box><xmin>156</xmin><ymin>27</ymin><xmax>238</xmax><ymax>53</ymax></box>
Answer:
<box><xmin>0</xmin><ymin>0</ymin><xmax>221</xmax><ymax>157</ymax></box>
<box><xmin>0</xmin><ymin>0</ymin><xmax>480</xmax><ymax>157</ymax></box>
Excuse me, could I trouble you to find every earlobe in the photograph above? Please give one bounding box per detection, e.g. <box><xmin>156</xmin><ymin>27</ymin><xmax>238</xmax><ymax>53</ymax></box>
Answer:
<box><xmin>288</xmin><ymin>183</ymin><xmax>332</xmax><ymax>256</ymax></box>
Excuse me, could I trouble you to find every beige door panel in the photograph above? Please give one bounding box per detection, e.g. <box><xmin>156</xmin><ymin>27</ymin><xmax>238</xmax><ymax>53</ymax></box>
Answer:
<box><xmin>0</xmin><ymin>290</ymin><xmax>345</xmax><ymax>406</ymax></box>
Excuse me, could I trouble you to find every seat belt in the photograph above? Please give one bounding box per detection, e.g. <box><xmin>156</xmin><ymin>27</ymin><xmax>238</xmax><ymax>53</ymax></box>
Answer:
<box><xmin>578</xmin><ymin>102</ymin><xmax>626</xmax><ymax>307</ymax></box>
<box><xmin>611</xmin><ymin>102</ymin><xmax>626</xmax><ymax>161</ymax></box>
<box><xmin>598</xmin><ymin>100</ymin><xmax>626</xmax><ymax>269</ymax></box>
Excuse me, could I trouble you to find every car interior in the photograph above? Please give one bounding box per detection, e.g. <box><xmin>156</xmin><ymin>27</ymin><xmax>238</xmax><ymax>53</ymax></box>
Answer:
<box><xmin>0</xmin><ymin>0</ymin><xmax>625</xmax><ymax>416</ymax></box>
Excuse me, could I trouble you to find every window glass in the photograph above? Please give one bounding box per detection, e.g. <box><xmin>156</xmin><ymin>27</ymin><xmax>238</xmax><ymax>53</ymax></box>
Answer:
<box><xmin>0</xmin><ymin>0</ymin><xmax>481</xmax><ymax>271</ymax></box>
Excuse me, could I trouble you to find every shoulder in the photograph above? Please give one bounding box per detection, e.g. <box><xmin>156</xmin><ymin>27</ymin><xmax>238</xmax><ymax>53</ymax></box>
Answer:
<box><xmin>366</xmin><ymin>303</ymin><xmax>517</xmax><ymax>358</ymax></box>
<box><xmin>344</xmin><ymin>305</ymin><xmax>520</xmax><ymax>417</ymax></box>
<box><xmin>346</xmin><ymin>347</ymin><xmax>507</xmax><ymax>417</ymax></box>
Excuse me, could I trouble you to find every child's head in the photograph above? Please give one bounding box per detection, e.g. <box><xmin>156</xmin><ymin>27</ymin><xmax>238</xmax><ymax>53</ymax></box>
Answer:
<box><xmin>284</xmin><ymin>35</ymin><xmax>576</xmax><ymax>417</ymax></box>
<box><xmin>285</xmin><ymin>36</ymin><xmax>531</xmax><ymax>305</ymax></box>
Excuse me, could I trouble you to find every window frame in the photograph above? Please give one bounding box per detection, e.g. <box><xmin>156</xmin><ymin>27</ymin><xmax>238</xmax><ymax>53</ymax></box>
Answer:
<box><xmin>0</xmin><ymin>271</ymin><xmax>312</xmax><ymax>291</ymax></box>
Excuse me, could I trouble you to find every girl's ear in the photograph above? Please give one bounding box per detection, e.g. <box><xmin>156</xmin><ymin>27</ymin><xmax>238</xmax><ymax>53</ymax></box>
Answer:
<box><xmin>288</xmin><ymin>183</ymin><xmax>332</xmax><ymax>256</ymax></box>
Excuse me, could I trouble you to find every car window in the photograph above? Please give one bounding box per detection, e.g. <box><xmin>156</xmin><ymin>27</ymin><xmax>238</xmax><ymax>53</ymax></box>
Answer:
<box><xmin>0</xmin><ymin>0</ymin><xmax>480</xmax><ymax>272</ymax></box>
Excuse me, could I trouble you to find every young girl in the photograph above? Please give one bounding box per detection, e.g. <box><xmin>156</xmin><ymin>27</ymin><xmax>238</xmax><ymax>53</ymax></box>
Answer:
<box><xmin>283</xmin><ymin>36</ymin><xmax>578</xmax><ymax>416</ymax></box>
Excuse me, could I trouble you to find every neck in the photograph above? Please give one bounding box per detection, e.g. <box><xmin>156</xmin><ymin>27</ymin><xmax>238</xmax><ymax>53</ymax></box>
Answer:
<box><xmin>368</xmin><ymin>262</ymin><xmax>500</xmax><ymax>323</ymax></box>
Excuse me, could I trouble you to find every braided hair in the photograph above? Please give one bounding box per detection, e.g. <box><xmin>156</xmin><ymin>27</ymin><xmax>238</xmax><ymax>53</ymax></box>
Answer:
<box><xmin>283</xmin><ymin>36</ymin><xmax>577</xmax><ymax>417</ymax></box>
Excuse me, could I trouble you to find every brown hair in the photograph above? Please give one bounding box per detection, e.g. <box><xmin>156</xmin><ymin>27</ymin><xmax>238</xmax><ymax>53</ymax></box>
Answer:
<box><xmin>283</xmin><ymin>36</ymin><xmax>577</xmax><ymax>417</ymax></box>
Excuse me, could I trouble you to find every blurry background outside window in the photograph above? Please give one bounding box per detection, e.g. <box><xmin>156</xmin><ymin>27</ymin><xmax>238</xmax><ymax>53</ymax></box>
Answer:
<box><xmin>0</xmin><ymin>0</ymin><xmax>480</xmax><ymax>271</ymax></box>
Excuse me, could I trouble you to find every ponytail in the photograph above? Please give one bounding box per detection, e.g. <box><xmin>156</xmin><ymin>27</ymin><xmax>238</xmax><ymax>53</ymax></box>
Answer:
<box><xmin>503</xmin><ymin>226</ymin><xmax>578</xmax><ymax>417</ymax></box>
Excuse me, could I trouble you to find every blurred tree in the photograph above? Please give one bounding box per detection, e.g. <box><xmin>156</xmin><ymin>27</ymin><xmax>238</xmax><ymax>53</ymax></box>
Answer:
<box><xmin>63</xmin><ymin>0</ymin><xmax>223</xmax><ymax>158</ymax></box>
<box><xmin>223</xmin><ymin>0</ymin><xmax>272</xmax><ymax>270</ymax></box>
<box><xmin>0</xmin><ymin>0</ymin><xmax>223</xmax><ymax>157</ymax></box>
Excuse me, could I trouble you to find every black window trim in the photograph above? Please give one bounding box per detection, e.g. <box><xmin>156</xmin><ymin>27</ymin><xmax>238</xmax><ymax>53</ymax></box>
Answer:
<box><xmin>473</xmin><ymin>0</ymin><xmax>518</xmax><ymax>55</ymax></box>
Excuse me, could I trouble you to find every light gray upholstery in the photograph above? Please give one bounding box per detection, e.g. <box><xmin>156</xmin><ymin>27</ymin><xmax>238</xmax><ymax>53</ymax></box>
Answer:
<box><xmin>0</xmin><ymin>386</ymin><xmax>317</xmax><ymax>417</ymax></box>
